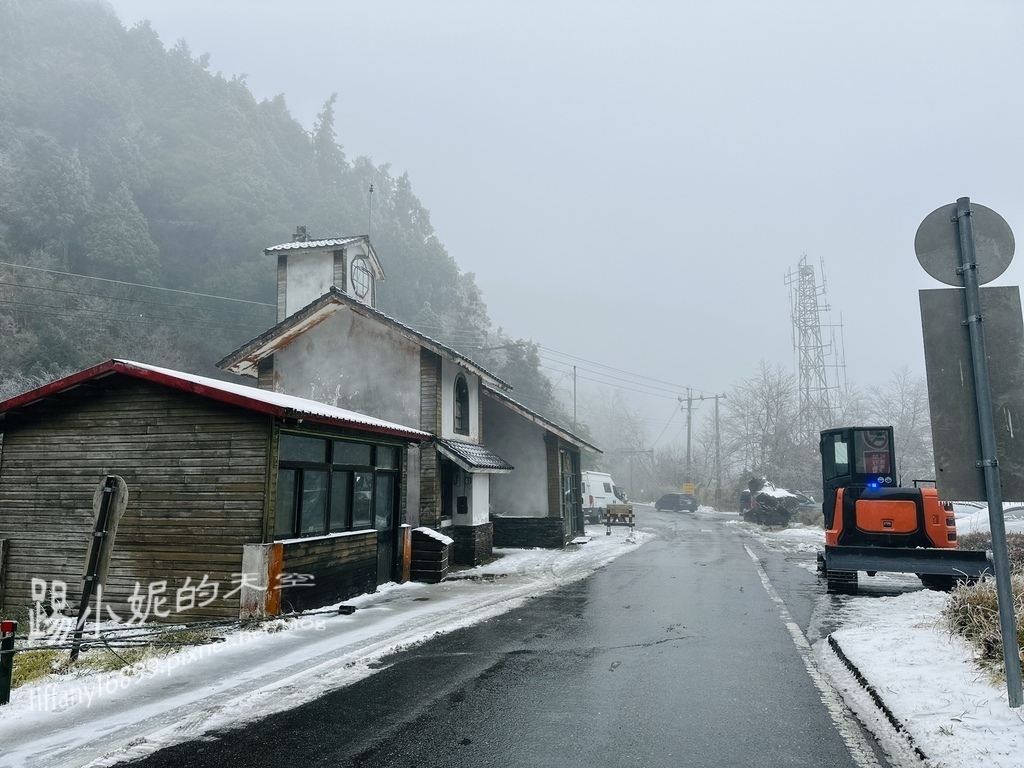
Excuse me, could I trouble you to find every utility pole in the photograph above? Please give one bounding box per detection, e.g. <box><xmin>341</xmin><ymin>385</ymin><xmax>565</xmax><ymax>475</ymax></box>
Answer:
<box><xmin>684</xmin><ymin>388</ymin><xmax>693</xmax><ymax>481</ymax></box>
<box><xmin>680</xmin><ymin>388</ymin><xmax>710</xmax><ymax>484</ymax></box>
<box><xmin>573</xmin><ymin>365</ymin><xmax>577</xmax><ymax>432</ymax></box>
<box><xmin>713</xmin><ymin>394</ymin><xmax>726</xmax><ymax>508</ymax></box>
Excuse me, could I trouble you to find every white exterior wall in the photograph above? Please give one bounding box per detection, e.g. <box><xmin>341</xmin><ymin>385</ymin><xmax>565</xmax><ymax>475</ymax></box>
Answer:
<box><xmin>272</xmin><ymin>310</ymin><xmax>421</xmax><ymax>429</ymax></box>
<box><xmin>439</xmin><ymin>358</ymin><xmax>480</xmax><ymax>441</ymax></box>
<box><xmin>285</xmin><ymin>251</ymin><xmax>334</xmax><ymax>317</ymax></box>
<box><xmin>468</xmin><ymin>472</ymin><xmax>489</xmax><ymax>525</ymax></box>
<box><xmin>484</xmin><ymin>398</ymin><xmax>549</xmax><ymax>517</ymax></box>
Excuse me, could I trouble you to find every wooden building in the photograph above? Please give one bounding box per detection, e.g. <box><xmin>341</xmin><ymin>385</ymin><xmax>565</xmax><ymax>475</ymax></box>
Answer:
<box><xmin>0</xmin><ymin>359</ymin><xmax>426</xmax><ymax>621</ymax></box>
<box><xmin>218</xmin><ymin>228</ymin><xmax>598</xmax><ymax>560</ymax></box>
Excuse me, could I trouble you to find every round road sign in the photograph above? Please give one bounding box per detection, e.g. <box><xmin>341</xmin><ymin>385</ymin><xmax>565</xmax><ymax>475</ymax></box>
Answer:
<box><xmin>914</xmin><ymin>201</ymin><xmax>1014</xmax><ymax>286</ymax></box>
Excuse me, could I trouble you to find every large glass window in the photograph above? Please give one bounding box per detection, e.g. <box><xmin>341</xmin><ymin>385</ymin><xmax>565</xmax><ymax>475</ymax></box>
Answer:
<box><xmin>275</xmin><ymin>469</ymin><xmax>298</xmax><ymax>537</ymax></box>
<box><xmin>274</xmin><ymin>434</ymin><xmax>402</xmax><ymax>539</ymax></box>
<box><xmin>299</xmin><ymin>471</ymin><xmax>328</xmax><ymax>536</ymax></box>
<box><xmin>353</xmin><ymin>472</ymin><xmax>374</xmax><ymax>528</ymax></box>
<box><xmin>329</xmin><ymin>472</ymin><xmax>351</xmax><ymax>532</ymax></box>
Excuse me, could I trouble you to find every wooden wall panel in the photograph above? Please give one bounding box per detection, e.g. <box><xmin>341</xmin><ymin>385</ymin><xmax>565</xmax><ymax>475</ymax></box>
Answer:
<box><xmin>0</xmin><ymin>377</ymin><xmax>271</xmax><ymax>621</ymax></box>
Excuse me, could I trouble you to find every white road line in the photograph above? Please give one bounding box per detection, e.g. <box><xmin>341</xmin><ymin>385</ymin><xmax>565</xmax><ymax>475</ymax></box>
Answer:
<box><xmin>744</xmin><ymin>544</ymin><xmax>883</xmax><ymax>768</ymax></box>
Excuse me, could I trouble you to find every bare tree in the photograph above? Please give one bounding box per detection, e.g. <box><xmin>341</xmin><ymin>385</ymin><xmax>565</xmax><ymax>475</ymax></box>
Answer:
<box><xmin>721</xmin><ymin>361</ymin><xmax>802</xmax><ymax>487</ymax></box>
<box><xmin>578</xmin><ymin>388</ymin><xmax>653</xmax><ymax>498</ymax></box>
<box><xmin>865</xmin><ymin>367</ymin><xmax>932</xmax><ymax>484</ymax></box>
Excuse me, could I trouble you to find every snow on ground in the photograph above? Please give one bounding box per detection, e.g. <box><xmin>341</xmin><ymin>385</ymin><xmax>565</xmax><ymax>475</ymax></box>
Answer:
<box><xmin>2</xmin><ymin>515</ymin><xmax>1023</xmax><ymax>767</ymax></box>
<box><xmin>0</xmin><ymin>526</ymin><xmax>651</xmax><ymax>768</ymax></box>
<box><xmin>739</xmin><ymin>515</ymin><xmax>1024</xmax><ymax>768</ymax></box>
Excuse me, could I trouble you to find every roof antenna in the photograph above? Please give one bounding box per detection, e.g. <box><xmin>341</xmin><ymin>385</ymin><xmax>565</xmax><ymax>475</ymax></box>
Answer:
<box><xmin>368</xmin><ymin>181</ymin><xmax>374</xmax><ymax>242</ymax></box>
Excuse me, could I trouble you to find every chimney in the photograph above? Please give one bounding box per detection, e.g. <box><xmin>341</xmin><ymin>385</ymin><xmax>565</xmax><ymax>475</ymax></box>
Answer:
<box><xmin>293</xmin><ymin>225</ymin><xmax>309</xmax><ymax>242</ymax></box>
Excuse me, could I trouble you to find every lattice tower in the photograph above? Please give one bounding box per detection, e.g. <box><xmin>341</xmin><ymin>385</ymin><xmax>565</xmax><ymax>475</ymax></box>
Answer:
<box><xmin>785</xmin><ymin>255</ymin><xmax>845</xmax><ymax>442</ymax></box>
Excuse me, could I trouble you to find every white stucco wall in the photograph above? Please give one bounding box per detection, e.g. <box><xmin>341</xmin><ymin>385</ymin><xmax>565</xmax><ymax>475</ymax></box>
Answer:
<box><xmin>468</xmin><ymin>472</ymin><xmax>489</xmax><ymax>525</ymax></box>
<box><xmin>483</xmin><ymin>398</ymin><xmax>549</xmax><ymax>517</ymax></box>
<box><xmin>272</xmin><ymin>310</ymin><xmax>421</xmax><ymax>429</ymax></box>
<box><xmin>439</xmin><ymin>358</ymin><xmax>480</xmax><ymax>441</ymax></box>
<box><xmin>285</xmin><ymin>251</ymin><xmax>334</xmax><ymax>317</ymax></box>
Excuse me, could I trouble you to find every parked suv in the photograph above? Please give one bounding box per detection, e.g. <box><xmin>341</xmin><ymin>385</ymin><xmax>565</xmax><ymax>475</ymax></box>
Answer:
<box><xmin>655</xmin><ymin>493</ymin><xmax>698</xmax><ymax>512</ymax></box>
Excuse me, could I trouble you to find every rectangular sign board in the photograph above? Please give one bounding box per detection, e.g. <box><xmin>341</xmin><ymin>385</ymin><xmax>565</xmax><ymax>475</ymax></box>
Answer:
<box><xmin>920</xmin><ymin>286</ymin><xmax>1024</xmax><ymax>502</ymax></box>
<box><xmin>682</xmin><ymin>483</ymin><xmax>695</xmax><ymax>495</ymax></box>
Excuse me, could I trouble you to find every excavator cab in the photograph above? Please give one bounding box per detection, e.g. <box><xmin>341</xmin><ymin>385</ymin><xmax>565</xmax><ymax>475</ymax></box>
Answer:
<box><xmin>817</xmin><ymin>426</ymin><xmax>982</xmax><ymax>593</ymax></box>
<box><xmin>820</xmin><ymin>426</ymin><xmax>897</xmax><ymax>535</ymax></box>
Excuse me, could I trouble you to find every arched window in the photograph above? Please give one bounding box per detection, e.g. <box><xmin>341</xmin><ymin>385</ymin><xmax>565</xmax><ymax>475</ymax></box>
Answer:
<box><xmin>454</xmin><ymin>375</ymin><xmax>469</xmax><ymax>435</ymax></box>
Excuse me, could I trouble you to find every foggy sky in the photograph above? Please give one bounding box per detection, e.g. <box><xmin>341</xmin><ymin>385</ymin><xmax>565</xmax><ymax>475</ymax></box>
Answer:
<box><xmin>104</xmin><ymin>0</ymin><xmax>1024</xmax><ymax>439</ymax></box>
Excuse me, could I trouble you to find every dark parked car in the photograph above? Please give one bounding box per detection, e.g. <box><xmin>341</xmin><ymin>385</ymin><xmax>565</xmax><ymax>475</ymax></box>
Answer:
<box><xmin>655</xmin><ymin>493</ymin><xmax>698</xmax><ymax>512</ymax></box>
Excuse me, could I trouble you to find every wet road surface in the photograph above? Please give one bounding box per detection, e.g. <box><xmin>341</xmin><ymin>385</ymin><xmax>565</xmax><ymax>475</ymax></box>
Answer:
<box><xmin>126</xmin><ymin>509</ymin><xmax>894</xmax><ymax>767</ymax></box>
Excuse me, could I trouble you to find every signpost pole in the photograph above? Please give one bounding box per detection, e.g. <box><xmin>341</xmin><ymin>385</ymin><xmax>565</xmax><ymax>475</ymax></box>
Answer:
<box><xmin>953</xmin><ymin>197</ymin><xmax>1023</xmax><ymax>707</ymax></box>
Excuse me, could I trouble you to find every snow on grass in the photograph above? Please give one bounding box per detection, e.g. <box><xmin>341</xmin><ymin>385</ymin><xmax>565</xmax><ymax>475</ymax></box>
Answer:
<box><xmin>828</xmin><ymin>589</ymin><xmax>1024</xmax><ymax>768</ymax></box>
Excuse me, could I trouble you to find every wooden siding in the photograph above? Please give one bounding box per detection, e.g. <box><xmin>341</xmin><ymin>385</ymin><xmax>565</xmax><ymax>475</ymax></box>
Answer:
<box><xmin>334</xmin><ymin>248</ymin><xmax>347</xmax><ymax>293</ymax></box>
<box><xmin>477</xmin><ymin>380</ymin><xmax>484</xmax><ymax>443</ymax></box>
<box><xmin>280</xmin><ymin>532</ymin><xmax>377</xmax><ymax>611</ymax></box>
<box><xmin>0</xmin><ymin>377</ymin><xmax>271</xmax><ymax>621</ymax></box>
<box><xmin>419</xmin><ymin>349</ymin><xmax>441</xmax><ymax>526</ymax></box>
<box><xmin>545</xmin><ymin>433</ymin><xmax>560</xmax><ymax>519</ymax></box>
<box><xmin>257</xmin><ymin>356</ymin><xmax>275</xmax><ymax>391</ymax></box>
<box><xmin>419</xmin><ymin>348</ymin><xmax>441</xmax><ymax>434</ymax></box>
<box><xmin>277</xmin><ymin>253</ymin><xmax>288</xmax><ymax>323</ymax></box>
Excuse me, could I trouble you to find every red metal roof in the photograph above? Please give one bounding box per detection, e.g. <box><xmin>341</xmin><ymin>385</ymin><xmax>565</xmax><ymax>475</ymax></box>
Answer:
<box><xmin>0</xmin><ymin>359</ymin><xmax>428</xmax><ymax>442</ymax></box>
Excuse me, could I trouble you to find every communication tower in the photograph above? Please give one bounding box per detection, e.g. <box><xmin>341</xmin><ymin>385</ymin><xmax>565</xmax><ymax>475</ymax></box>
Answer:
<box><xmin>785</xmin><ymin>255</ymin><xmax>845</xmax><ymax>441</ymax></box>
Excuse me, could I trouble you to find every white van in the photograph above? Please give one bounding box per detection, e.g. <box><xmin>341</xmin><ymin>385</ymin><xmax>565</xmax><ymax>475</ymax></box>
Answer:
<box><xmin>581</xmin><ymin>471</ymin><xmax>626</xmax><ymax>524</ymax></box>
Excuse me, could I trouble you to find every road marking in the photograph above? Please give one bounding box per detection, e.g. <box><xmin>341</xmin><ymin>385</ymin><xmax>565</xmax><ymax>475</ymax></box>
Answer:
<box><xmin>744</xmin><ymin>545</ymin><xmax>882</xmax><ymax>768</ymax></box>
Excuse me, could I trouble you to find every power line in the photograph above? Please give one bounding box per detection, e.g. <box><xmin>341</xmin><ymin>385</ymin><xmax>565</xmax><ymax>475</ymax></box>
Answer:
<box><xmin>536</xmin><ymin>354</ymin><xmax>688</xmax><ymax>398</ymax></box>
<box><xmin>0</xmin><ymin>261</ymin><xmax>276</xmax><ymax>308</ymax></box>
<box><xmin>0</xmin><ymin>278</ymin><xmax>276</xmax><ymax>320</ymax></box>
<box><xmin>539</xmin><ymin>345</ymin><xmax>709</xmax><ymax>394</ymax></box>
<box><xmin>0</xmin><ymin>262</ymin><xmax>716</xmax><ymax>414</ymax></box>
<box><xmin>0</xmin><ymin>298</ymin><xmax>270</xmax><ymax>335</ymax></box>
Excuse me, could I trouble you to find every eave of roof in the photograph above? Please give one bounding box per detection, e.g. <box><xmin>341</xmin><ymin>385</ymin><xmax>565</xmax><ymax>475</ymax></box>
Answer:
<box><xmin>0</xmin><ymin>359</ymin><xmax>428</xmax><ymax>442</ymax></box>
<box><xmin>481</xmin><ymin>384</ymin><xmax>601</xmax><ymax>453</ymax></box>
<box><xmin>217</xmin><ymin>287</ymin><xmax>512</xmax><ymax>391</ymax></box>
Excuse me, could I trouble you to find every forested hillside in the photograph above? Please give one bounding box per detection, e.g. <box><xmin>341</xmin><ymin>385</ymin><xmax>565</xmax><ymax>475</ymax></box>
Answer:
<box><xmin>0</xmin><ymin>0</ymin><xmax>559</xmax><ymax>419</ymax></box>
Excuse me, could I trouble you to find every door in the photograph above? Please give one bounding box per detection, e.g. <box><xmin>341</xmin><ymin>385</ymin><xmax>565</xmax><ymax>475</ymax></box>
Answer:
<box><xmin>560</xmin><ymin>449</ymin><xmax>582</xmax><ymax>538</ymax></box>
<box><xmin>375</xmin><ymin>474</ymin><xmax>397</xmax><ymax>583</ymax></box>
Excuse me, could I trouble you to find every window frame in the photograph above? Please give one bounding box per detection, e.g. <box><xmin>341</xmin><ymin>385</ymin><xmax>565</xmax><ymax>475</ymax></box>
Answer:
<box><xmin>274</xmin><ymin>431</ymin><xmax>402</xmax><ymax>540</ymax></box>
<box><xmin>453</xmin><ymin>374</ymin><xmax>470</xmax><ymax>436</ymax></box>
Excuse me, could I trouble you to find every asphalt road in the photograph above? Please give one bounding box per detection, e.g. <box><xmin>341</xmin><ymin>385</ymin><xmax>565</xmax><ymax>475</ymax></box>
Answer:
<box><xmin>126</xmin><ymin>509</ymin><xmax>894</xmax><ymax>767</ymax></box>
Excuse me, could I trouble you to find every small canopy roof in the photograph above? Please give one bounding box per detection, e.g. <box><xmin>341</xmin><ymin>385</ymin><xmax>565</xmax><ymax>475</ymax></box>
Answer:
<box><xmin>435</xmin><ymin>438</ymin><xmax>514</xmax><ymax>474</ymax></box>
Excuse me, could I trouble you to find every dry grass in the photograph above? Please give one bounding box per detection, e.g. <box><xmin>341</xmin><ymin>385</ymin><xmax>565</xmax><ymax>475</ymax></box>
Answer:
<box><xmin>957</xmin><ymin>531</ymin><xmax>1024</xmax><ymax>569</ymax></box>
<box><xmin>944</xmin><ymin>532</ymin><xmax>1024</xmax><ymax>672</ymax></box>
<box><xmin>6</xmin><ymin>615</ymin><xmax>221</xmax><ymax>690</ymax></box>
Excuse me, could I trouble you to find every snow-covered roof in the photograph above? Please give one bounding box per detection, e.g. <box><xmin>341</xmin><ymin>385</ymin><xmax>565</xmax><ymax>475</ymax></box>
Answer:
<box><xmin>264</xmin><ymin>236</ymin><xmax>364</xmax><ymax>253</ymax></box>
<box><xmin>263</xmin><ymin>234</ymin><xmax>385</xmax><ymax>280</ymax></box>
<box><xmin>0</xmin><ymin>359</ymin><xmax>428</xmax><ymax>441</ymax></box>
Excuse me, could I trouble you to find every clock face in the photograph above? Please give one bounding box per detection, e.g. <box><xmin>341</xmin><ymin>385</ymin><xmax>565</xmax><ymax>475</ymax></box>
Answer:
<box><xmin>350</xmin><ymin>257</ymin><xmax>371</xmax><ymax>298</ymax></box>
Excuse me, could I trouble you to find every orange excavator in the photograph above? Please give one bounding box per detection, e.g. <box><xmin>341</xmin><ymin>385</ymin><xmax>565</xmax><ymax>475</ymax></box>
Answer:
<box><xmin>816</xmin><ymin>426</ymin><xmax>992</xmax><ymax>593</ymax></box>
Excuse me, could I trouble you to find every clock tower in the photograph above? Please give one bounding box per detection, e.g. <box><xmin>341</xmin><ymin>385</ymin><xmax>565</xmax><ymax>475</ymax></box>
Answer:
<box><xmin>265</xmin><ymin>227</ymin><xmax>386</xmax><ymax>322</ymax></box>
